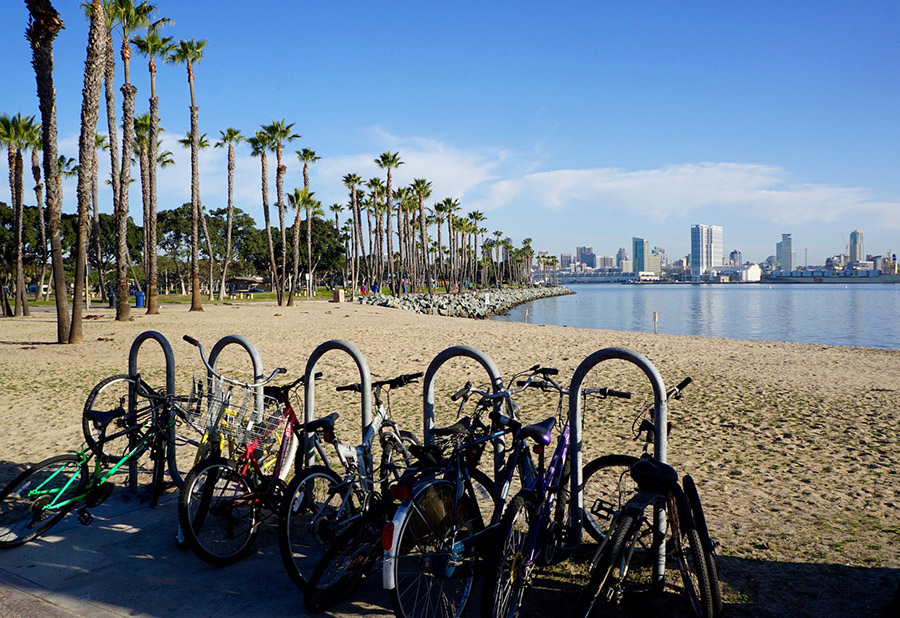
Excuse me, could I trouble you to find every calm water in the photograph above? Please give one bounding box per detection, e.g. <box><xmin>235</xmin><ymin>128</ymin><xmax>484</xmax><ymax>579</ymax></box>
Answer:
<box><xmin>492</xmin><ymin>283</ymin><xmax>900</xmax><ymax>349</ymax></box>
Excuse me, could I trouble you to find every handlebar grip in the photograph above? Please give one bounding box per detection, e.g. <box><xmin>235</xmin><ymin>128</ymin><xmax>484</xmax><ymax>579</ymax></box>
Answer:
<box><xmin>276</xmin><ymin>367</ymin><xmax>287</xmax><ymax>374</ymax></box>
<box><xmin>676</xmin><ymin>377</ymin><xmax>692</xmax><ymax>391</ymax></box>
<box><xmin>539</xmin><ymin>367</ymin><xmax>559</xmax><ymax>376</ymax></box>
<box><xmin>515</xmin><ymin>380</ymin><xmax>528</xmax><ymax>387</ymax></box>
<box><xmin>336</xmin><ymin>383</ymin><xmax>360</xmax><ymax>393</ymax></box>
<box><xmin>607</xmin><ymin>388</ymin><xmax>632</xmax><ymax>399</ymax></box>
<box><xmin>450</xmin><ymin>385</ymin><xmax>469</xmax><ymax>401</ymax></box>
<box><xmin>183</xmin><ymin>335</ymin><xmax>200</xmax><ymax>346</ymax></box>
<box><xmin>404</xmin><ymin>372</ymin><xmax>424</xmax><ymax>381</ymax></box>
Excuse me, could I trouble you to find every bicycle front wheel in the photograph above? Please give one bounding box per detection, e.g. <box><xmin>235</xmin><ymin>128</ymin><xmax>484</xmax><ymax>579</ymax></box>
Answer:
<box><xmin>669</xmin><ymin>488</ymin><xmax>714</xmax><ymax>618</ymax></box>
<box><xmin>389</xmin><ymin>479</ymin><xmax>483</xmax><ymax>618</ymax></box>
<box><xmin>278</xmin><ymin>465</ymin><xmax>355</xmax><ymax>591</ymax></box>
<box><xmin>581</xmin><ymin>454</ymin><xmax>638</xmax><ymax>544</ymax></box>
<box><xmin>82</xmin><ymin>374</ymin><xmax>155</xmax><ymax>465</ymax></box>
<box><xmin>0</xmin><ymin>455</ymin><xmax>87</xmax><ymax>548</ymax></box>
<box><xmin>178</xmin><ymin>458</ymin><xmax>259</xmax><ymax>566</ymax></box>
<box><xmin>481</xmin><ymin>492</ymin><xmax>537</xmax><ymax>618</ymax></box>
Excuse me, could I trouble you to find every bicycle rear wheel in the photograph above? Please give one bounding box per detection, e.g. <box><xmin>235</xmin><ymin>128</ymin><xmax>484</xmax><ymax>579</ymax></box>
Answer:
<box><xmin>481</xmin><ymin>492</ymin><xmax>537</xmax><ymax>618</ymax></box>
<box><xmin>388</xmin><ymin>479</ymin><xmax>483</xmax><ymax>618</ymax></box>
<box><xmin>668</xmin><ymin>487</ymin><xmax>714</xmax><ymax>618</ymax></box>
<box><xmin>278</xmin><ymin>465</ymin><xmax>355</xmax><ymax>591</ymax></box>
<box><xmin>178</xmin><ymin>458</ymin><xmax>259</xmax><ymax>566</ymax></box>
<box><xmin>0</xmin><ymin>455</ymin><xmax>87</xmax><ymax>548</ymax></box>
<box><xmin>304</xmin><ymin>502</ymin><xmax>386</xmax><ymax>612</ymax></box>
<box><xmin>82</xmin><ymin>375</ymin><xmax>155</xmax><ymax>465</ymax></box>
<box><xmin>578</xmin><ymin>511</ymin><xmax>638</xmax><ymax>617</ymax></box>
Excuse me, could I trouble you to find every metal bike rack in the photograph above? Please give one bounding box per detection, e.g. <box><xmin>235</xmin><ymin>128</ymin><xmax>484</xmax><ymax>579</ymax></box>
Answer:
<box><xmin>126</xmin><ymin>330</ymin><xmax>176</xmax><ymax>492</ymax></box>
<box><xmin>207</xmin><ymin>334</ymin><xmax>266</xmax><ymax>412</ymax></box>
<box><xmin>568</xmin><ymin>346</ymin><xmax>669</xmax><ymax>592</ymax></box>
<box><xmin>421</xmin><ymin>345</ymin><xmax>505</xmax><ymax>477</ymax></box>
<box><xmin>301</xmin><ymin>339</ymin><xmax>372</xmax><ymax>467</ymax></box>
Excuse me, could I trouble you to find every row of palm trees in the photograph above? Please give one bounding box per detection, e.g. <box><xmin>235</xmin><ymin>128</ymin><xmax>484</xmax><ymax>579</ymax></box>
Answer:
<box><xmin>6</xmin><ymin>0</ymin><xmax>543</xmax><ymax>345</ymax></box>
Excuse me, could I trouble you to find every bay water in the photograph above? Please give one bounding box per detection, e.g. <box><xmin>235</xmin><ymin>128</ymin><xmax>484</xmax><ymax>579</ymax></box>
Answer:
<box><xmin>491</xmin><ymin>283</ymin><xmax>900</xmax><ymax>349</ymax></box>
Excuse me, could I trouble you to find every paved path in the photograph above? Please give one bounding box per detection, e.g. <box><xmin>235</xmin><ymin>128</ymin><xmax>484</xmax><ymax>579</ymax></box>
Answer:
<box><xmin>0</xmin><ymin>489</ymin><xmax>393</xmax><ymax>617</ymax></box>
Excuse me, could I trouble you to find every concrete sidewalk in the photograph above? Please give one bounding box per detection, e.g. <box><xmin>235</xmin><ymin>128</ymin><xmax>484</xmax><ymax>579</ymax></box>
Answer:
<box><xmin>0</xmin><ymin>489</ymin><xmax>392</xmax><ymax>617</ymax></box>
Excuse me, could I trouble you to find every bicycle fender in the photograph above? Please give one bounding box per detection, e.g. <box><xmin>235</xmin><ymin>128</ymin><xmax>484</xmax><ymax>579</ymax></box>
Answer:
<box><xmin>382</xmin><ymin>501</ymin><xmax>412</xmax><ymax>590</ymax></box>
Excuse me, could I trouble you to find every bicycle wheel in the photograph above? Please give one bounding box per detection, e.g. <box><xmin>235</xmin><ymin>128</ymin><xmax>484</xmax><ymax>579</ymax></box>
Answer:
<box><xmin>581</xmin><ymin>454</ymin><xmax>639</xmax><ymax>544</ymax></box>
<box><xmin>0</xmin><ymin>455</ymin><xmax>87</xmax><ymax>548</ymax></box>
<box><xmin>578</xmin><ymin>511</ymin><xmax>638</xmax><ymax>617</ymax></box>
<box><xmin>669</xmin><ymin>486</ymin><xmax>715</xmax><ymax>618</ymax></box>
<box><xmin>304</xmin><ymin>502</ymin><xmax>386</xmax><ymax>613</ymax></box>
<box><xmin>278</xmin><ymin>465</ymin><xmax>356</xmax><ymax>591</ymax></box>
<box><xmin>683</xmin><ymin>475</ymin><xmax>722</xmax><ymax>617</ymax></box>
<box><xmin>83</xmin><ymin>374</ymin><xmax>157</xmax><ymax>465</ymax></box>
<box><xmin>178</xmin><ymin>458</ymin><xmax>259</xmax><ymax>566</ymax></box>
<box><xmin>481</xmin><ymin>492</ymin><xmax>537</xmax><ymax>618</ymax></box>
<box><xmin>539</xmin><ymin>458</ymin><xmax>570</xmax><ymax>566</ymax></box>
<box><xmin>379</xmin><ymin>430</ymin><xmax>421</xmax><ymax>492</ymax></box>
<box><xmin>388</xmin><ymin>479</ymin><xmax>483</xmax><ymax>618</ymax></box>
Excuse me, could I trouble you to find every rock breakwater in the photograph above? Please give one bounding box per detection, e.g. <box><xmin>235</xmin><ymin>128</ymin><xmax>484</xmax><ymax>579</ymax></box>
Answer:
<box><xmin>355</xmin><ymin>286</ymin><xmax>574</xmax><ymax>319</ymax></box>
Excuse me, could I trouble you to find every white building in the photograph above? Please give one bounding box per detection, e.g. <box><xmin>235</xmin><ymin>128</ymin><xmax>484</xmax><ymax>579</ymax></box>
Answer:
<box><xmin>690</xmin><ymin>224</ymin><xmax>723</xmax><ymax>280</ymax></box>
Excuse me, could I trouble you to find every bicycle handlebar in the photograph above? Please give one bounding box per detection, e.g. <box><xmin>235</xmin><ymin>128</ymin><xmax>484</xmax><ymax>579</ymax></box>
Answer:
<box><xmin>336</xmin><ymin>371</ymin><xmax>424</xmax><ymax>393</ymax></box>
<box><xmin>183</xmin><ymin>334</ymin><xmax>285</xmax><ymax>388</ymax></box>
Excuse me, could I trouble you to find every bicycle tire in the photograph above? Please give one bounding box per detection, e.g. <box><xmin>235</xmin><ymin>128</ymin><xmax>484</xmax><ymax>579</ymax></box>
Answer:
<box><xmin>539</xmin><ymin>458</ymin><xmax>570</xmax><ymax>566</ymax></box>
<box><xmin>178</xmin><ymin>458</ymin><xmax>259</xmax><ymax>566</ymax></box>
<box><xmin>668</xmin><ymin>487</ymin><xmax>714</xmax><ymax>618</ymax></box>
<box><xmin>388</xmin><ymin>479</ymin><xmax>483</xmax><ymax>618</ymax></box>
<box><xmin>578</xmin><ymin>511</ymin><xmax>638</xmax><ymax>617</ymax></box>
<box><xmin>581</xmin><ymin>454</ymin><xmax>639</xmax><ymax>544</ymax></box>
<box><xmin>379</xmin><ymin>430</ymin><xmax>421</xmax><ymax>493</ymax></box>
<box><xmin>278</xmin><ymin>465</ymin><xmax>355</xmax><ymax>592</ymax></box>
<box><xmin>681</xmin><ymin>476</ymin><xmax>722</xmax><ymax>617</ymax></box>
<box><xmin>481</xmin><ymin>491</ymin><xmax>537</xmax><ymax>618</ymax></box>
<box><xmin>304</xmin><ymin>501</ymin><xmax>387</xmax><ymax>613</ymax></box>
<box><xmin>82</xmin><ymin>374</ymin><xmax>156</xmax><ymax>465</ymax></box>
<box><xmin>0</xmin><ymin>455</ymin><xmax>87</xmax><ymax>548</ymax></box>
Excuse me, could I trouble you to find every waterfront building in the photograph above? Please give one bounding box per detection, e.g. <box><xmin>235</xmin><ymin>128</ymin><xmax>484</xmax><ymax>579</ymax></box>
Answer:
<box><xmin>632</xmin><ymin>238</ymin><xmax>649</xmax><ymax>274</ymax></box>
<box><xmin>849</xmin><ymin>230</ymin><xmax>864</xmax><ymax>264</ymax></box>
<box><xmin>690</xmin><ymin>224</ymin><xmax>723</xmax><ymax>280</ymax></box>
<box><xmin>776</xmin><ymin>234</ymin><xmax>795</xmax><ymax>271</ymax></box>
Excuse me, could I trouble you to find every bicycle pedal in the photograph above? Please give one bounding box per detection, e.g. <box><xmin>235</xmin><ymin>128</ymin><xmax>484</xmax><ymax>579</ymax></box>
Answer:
<box><xmin>77</xmin><ymin>507</ymin><xmax>94</xmax><ymax>526</ymax></box>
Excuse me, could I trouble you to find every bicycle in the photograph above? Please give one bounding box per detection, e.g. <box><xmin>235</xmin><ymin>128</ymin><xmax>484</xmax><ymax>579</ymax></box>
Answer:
<box><xmin>481</xmin><ymin>374</ymin><xmax>632</xmax><ymax>618</ymax></box>
<box><xmin>277</xmin><ymin>371</ymin><xmax>424</xmax><ymax>592</ymax></box>
<box><xmin>0</xmin><ymin>375</ymin><xmax>191</xmax><ymax>548</ymax></box>
<box><xmin>382</xmin><ymin>365</ymin><xmax>568</xmax><ymax>618</ymax></box>
<box><xmin>177</xmin><ymin>341</ymin><xmax>316</xmax><ymax>566</ymax></box>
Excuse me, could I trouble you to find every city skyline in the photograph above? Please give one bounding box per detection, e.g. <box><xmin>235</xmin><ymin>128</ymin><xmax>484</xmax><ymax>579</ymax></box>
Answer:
<box><xmin>1</xmin><ymin>2</ymin><xmax>898</xmax><ymax>264</ymax></box>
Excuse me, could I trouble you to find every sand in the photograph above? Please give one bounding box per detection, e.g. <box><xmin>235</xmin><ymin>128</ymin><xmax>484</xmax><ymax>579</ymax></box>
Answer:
<box><xmin>0</xmin><ymin>300</ymin><xmax>897</xmax><ymax>617</ymax></box>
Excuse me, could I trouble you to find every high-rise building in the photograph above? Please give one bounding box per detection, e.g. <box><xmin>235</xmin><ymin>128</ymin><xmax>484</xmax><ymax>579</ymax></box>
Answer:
<box><xmin>849</xmin><ymin>230</ymin><xmax>864</xmax><ymax>264</ymax></box>
<box><xmin>729</xmin><ymin>249</ymin><xmax>742</xmax><ymax>266</ymax></box>
<box><xmin>560</xmin><ymin>253</ymin><xmax>573</xmax><ymax>269</ymax></box>
<box><xmin>776</xmin><ymin>233</ymin><xmax>795</xmax><ymax>271</ymax></box>
<box><xmin>690</xmin><ymin>224</ymin><xmax>723</xmax><ymax>280</ymax></box>
<box><xmin>632</xmin><ymin>237</ymin><xmax>648</xmax><ymax>273</ymax></box>
<box><xmin>576</xmin><ymin>246</ymin><xmax>596</xmax><ymax>268</ymax></box>
<box><xmin>616</xmin><ymin>247</ymin><xmax>628</xmax><ymax>270</ymax></box>
<box><xmin>597</xmin><ymin>255</ymin><xmax>615</xmax><ymax>269</ymax></box>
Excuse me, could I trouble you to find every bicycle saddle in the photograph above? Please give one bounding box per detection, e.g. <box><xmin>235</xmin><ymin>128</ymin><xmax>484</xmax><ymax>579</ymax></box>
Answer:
<box><xmin>518</xmin><ymin>417</ymin><xmax>555</xmax><ymax>445</ymax></box>
<box><xmin>86</xmin><ymin>406</ymin><xmax>126</xmax><ymax>430</ymax></box>
<box><xmin>407</xmin><ymin>444</ymin><xmax>444</xmax><ymax>467</ymax></box>
<box><xmin>303</xmin><ymin>412</ymin><xmax>339</xmax><ymax>433</ymax></box>
<box><xmin>432</xmin><ymin>417</ymin><xmax>473</xmax><ymax>438</ymax></box>
<box><xmin>629</xmin><ymin>454</ymin><xmax>678</xmax><ymax>490</ymax></box>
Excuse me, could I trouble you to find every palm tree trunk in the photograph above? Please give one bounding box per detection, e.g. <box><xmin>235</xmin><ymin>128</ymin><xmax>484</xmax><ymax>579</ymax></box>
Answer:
<box><xmin>146</xmin><ymin>94</ymin><xmax>160</xmax><ymax>313</ymax></box>
<box><xmin>189</xmin><ymin>104</ymin><xmax>202</xmax><ymax>311</ymax></box>
<box><xmin>275</xmin><ymin>146</ymin><xmax>287</xmax><ymax>305</ymax></box>
<box><xmin>199</xmin><ymin>199</ymin><xmax>215</xmax><ymax>301</ymax></box>
<box><xmin>116</xmin><ymin>82</ymin><xmax>136</xmax><ymax>321</ymax></box>
<box><xmin>103</xmin><ymin>30</ymin><xmax>120</xmax><ymax>307</ymax></box>
<box><xmin>30</xmin><ymin>150</ymin><xmax>48</xmax><ymax>302</ymax></box>
<box><xmin>69</xmin><ymin>0</ymin><xmax>104</xmax><ymax>343</ymax></box>
<box><xmin>217</xmin><ymin>143</ymin><xmax>234</xmax><ymax>302</ymax></box>
<box><xmin>14</xmin><ymin>150</ymin><xmax>29</xmax><ymax>317</ymax></box>
<box><xmin>91</xmin><ymin>147</ymin><xmax>105</xmax><ymax>303</ymax></box>
<box><xmin>260</xmin><ymin>152</ymin><xmax>278</xmax><ymax>298</ymax></box>
<box><xmin>27</xmin><ymin>1</ymin><xmax>67</xmax><ymax>339</ymax></box>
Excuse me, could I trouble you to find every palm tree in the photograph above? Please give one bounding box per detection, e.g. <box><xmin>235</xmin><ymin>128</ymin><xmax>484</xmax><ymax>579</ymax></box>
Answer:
<box><xmin>296</xmin><ymin>148</ymin><xmax>319</xmax><ymax>300</ymax></box>
<box><xmin>442</xmin><ymin>198</ymin><xmax>461</xmax><ymax>290</ymax></box>
<box><xmin>167</xmin><ymin>37</ymin><xmax>207</xmax><ymax>311</ymax></box>
<box><xmin>26</xmin><ymin>0</ymin><xmax>68</xmax><ymax>340</ymax></box>
<box><xmin>69</xmin><ymin>0</ymin><xmax>106</xmax><ymax>342</ymax></box>
<box><xmin>366</xmin><ymin>177</ymin><xmax>384</xmax><ymax>286</ymax></box>
<box><xmin>342</xmin><ymin>173</ymin><xmax>363</xmax><ymax>297</ymax></box>
<box><xmin>467</xmin><ymin>211</ymin><xmax>485</xmax><ymax>288</ymax></box>
<box><xmin>375</xmin><ymin>151</ymin><xmax>403</xmax><ymax>293</ymax></box>
<box><xmin>286</xmin><ymin>186</ymin><xmax>310</xmax><ymax>305</ymax></box>
<box><xmin>133</xmin><ymin>19</ymin><xmax>173</xmax><ymax>315</ymax></box>
<box><xmin>91</xmin><ymin>133</ymin><xmax>108</xmax><ymax>302</ymax></box>
<box><xmin>22</xmin><ymin>119</ymin><xmax>48</xmax><ymax>303</ymax></box>
<box><xmin>214</xmin><ymin>127</ymin><xmax>243</xmax><ymax>301</ymax></box>
<box><xmin>178</xmin><ymin>131</ymin><xmax>215</xmax><ymax>300</ymax></box>
<box><xmin>411</xmin><ymin>178</ymin><xmax>433</xmax><ymax>294</ymax></box>
<box><xmin>263</xmin><ymin>119</ymin><xmax>300</xmax><ymax>305</ymax></box>
<box><xmin>492</xmin><ymin>230</ymin><xmax>503</xmax><ymax>288</ymax></box>
<box><xmin>1</xmin><ymin>114</ymin><xmax>32</xmax><ymax>316</ymax></box>
<box><xmin>247</xmin><ymin>130</ymin><xmax>279</xmax><ymax>298</ymax></box>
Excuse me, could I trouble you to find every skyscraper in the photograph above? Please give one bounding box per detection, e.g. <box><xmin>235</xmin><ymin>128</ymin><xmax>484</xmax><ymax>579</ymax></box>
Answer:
<box><xmin>849</xmin><ymin>230</ymin><xmax>864</xmax><ymax>264</ymax></box>
<box><xmin>690</xmin><ymin>224</ymin><xmax>723</xmax><ymax>280</ymax></box>
<box><xmin>776</xmin><ymin>233</ymin><xmax>795</xmax><ymax>271</ymax></box>
<box><xmin>632</xmin><ymin>237</ymin><xmax>648</xmax><ymax>273</ymax></box>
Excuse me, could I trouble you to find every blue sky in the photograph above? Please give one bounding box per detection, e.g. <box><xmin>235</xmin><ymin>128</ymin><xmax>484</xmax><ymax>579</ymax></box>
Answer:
<box><xmin>2</xmin><ymin>1</ymin><xmax>898</xmax><ymax>265</ymax></box>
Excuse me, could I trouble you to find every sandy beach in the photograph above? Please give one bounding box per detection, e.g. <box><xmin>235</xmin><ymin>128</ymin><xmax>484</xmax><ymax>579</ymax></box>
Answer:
<box><xmin>0</xmin><ymin>300</ymin><xmax>897</xmax><ymax>617</ymax></box>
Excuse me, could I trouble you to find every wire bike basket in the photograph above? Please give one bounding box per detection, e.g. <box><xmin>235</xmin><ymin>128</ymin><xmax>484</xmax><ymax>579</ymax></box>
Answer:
<box><xmin>189</xmin><ymin>374</ymin><xmax>285</xmax><ymax>451</ymax></box>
